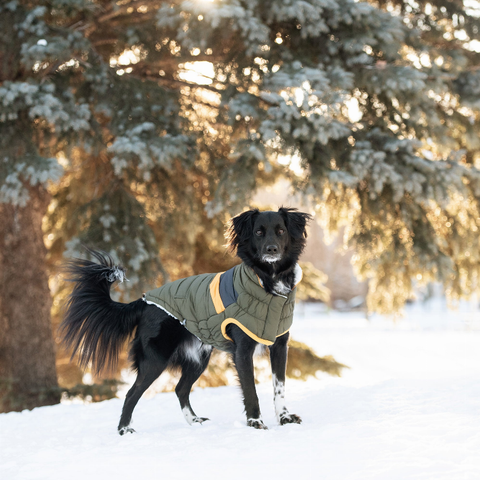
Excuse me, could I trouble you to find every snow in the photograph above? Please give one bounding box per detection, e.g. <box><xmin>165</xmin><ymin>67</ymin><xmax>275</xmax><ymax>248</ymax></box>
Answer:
<box><xmin>1</xmin><ymin>299</ymin><xmax>479</xmax><ymax>480</ymax></box>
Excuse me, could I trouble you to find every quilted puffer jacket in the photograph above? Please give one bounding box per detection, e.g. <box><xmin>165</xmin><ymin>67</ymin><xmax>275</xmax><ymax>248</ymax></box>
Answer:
<box><xmin>143</xmin><ymin>263</ymin><xmax>301</xmax><ymax>352</ymax></box>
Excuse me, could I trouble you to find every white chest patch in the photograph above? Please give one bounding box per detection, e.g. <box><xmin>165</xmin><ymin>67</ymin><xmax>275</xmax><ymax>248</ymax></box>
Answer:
<box><xmin>273</xmin><ymin>263</ymin><xmax>303</xmax><ymax>295</ymax></box>
<box><xmin>293</xmin><ymin>263</ymin><xmax>303</xmax><ymax>285</ymax></box>
<box><xmin>274</xmin><ymin>281</ymin><xmax>290</xmax><ymax>295</ymax></box>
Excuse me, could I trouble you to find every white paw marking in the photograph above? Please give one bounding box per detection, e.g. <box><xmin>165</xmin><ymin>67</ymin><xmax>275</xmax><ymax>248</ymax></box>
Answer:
<box><xmin>182</xmin><ymin>407</ymin><xmax>208</xmax><ymax>425</ymax></box>
<box><xmin>279</xmin><ymin>412</ymin><xmax>302</xmax><ymax>425</ymax></box>
<box><xmin>118</xmin><ymin>426</ymin><xmax>135</xmax><ymax>435</ymax></box>
<box><xmin>247</xmin><ymin>417</ymin><xmax>268</xmax><ymax>429</ymax></box>
<box><xmin>272</xmin><ymin>374</ymin><xmax>287</xmax><ymax>420</ymax></box>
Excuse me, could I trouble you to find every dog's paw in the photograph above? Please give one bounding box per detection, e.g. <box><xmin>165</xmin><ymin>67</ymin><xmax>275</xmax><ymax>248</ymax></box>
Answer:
<box><xmin>247</xmin><ymin>418</ymin><xmax>268</xmax><ymax>430</ymax></box>
<box><xmin>118</xmin><ymin>426</ymin><xmax>136</xmax><ymax>435</ymax></box>
<box><xmin>184</xmin><ymin>408</ymin><xmax>210</xmax><ymax>425</ymax></box>
<box><xmin>279</xmin><ymin>413</ymin><xmax>302</xmax><ymax>425</ymax></box>
<box><xmin>191</xmin><ymin>416</ymin><xmax>209</xmax><ymax>424</ymax></box>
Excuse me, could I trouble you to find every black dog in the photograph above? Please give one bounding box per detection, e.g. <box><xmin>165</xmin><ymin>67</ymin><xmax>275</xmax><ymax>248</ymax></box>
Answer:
<box><xmin>61</xmin><ymin>207</ymin><xmax>311</xmax><ymax>433</ymax></box>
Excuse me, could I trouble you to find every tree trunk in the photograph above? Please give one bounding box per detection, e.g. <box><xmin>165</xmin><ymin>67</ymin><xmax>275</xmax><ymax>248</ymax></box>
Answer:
<box><xmin>0</xmin><ymin>185</ymin><xmax>59</xmax><ymax>412</ymax></box>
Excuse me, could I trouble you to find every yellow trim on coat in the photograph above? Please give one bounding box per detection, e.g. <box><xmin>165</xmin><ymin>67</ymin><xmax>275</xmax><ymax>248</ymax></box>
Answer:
<box><xmin>221</xmin><ymin>318</ymin><xmax>273</xmax><ymax>345</ymax></box>
<box><xmin>221</xmin><ymin>318</ymin><xmax>290</xmax><ymax>345</ymax></box>
<box><xmin>276</xmin><ymin>328</ymin><xmax>290</xmax><ymax>338</ymax></box>
<box><xmin>209</xmin><ymin>272</ymin><xmax>225</xmax><ymax>314</ymax></box>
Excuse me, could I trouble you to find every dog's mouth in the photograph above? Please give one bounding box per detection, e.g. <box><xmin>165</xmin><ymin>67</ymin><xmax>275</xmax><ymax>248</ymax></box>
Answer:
<box><xmin>261</xmin><ymin>254</ymin><xmax>282</xmax><ymax>264</ymax></box>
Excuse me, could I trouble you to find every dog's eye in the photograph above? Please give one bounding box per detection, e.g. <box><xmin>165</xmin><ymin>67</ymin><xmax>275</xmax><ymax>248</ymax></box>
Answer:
<box><xmin>255</xmin><ymin>230</ymin><xmax>264</xmax><ymax>236</ymax></box>
<box><xmin>278</xmin><ymin>229</ymin><xmax>285</xmax><ymax>235</ymax></box>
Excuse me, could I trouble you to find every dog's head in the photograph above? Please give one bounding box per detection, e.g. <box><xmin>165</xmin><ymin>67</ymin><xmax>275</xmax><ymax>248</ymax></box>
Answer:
<box><xmin>226</xmin><ymin>207</ymin><xmax>312</xmax><ymax>267</ymax></box>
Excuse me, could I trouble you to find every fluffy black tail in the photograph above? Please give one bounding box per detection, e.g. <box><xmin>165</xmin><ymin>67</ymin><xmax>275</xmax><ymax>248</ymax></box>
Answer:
<box><xmin>60</xmin><ymin>250</ymin><xmax>145</xmax><ymax>374</ymax></box>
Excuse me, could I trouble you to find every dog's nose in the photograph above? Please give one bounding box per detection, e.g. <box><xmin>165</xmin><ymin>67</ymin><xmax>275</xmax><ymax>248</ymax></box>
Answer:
<box><xmin>266</xmin><ymin>245</ymin><xmax>278</xmax><ymax>254</ymax></box>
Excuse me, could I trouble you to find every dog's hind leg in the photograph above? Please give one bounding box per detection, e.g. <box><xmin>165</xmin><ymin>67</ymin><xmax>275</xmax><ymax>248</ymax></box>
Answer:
<box><xmin>117</xmin><ymin>358</ymin><xmax>168</xmax><ymax>435</ymax></box>
<box><xmin>117</xmin><ymin>307</ymin><xmax>183</xmax><ymax>435</ymax></box>
<box><xmin>174</xmin><ymin>341</ymin><xmax>213</xmax><ymax>425</ymax></box>
<box><xmin>269</xmin><ymin>332</ymin><xmax>302</xmax><ymax>425</ymax></box>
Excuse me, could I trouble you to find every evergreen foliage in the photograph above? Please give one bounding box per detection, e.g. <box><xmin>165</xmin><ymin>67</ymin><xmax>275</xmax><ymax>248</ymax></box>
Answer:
<box><xmin>1</xmin><ymin>0</ymin><xmax>479</xmax><ymax>312</ymax></box>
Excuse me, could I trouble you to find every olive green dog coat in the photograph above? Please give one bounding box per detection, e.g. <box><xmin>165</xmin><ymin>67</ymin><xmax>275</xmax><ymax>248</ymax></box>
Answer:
<box><xmin>143</xmin><ymin>263</ymin><xmax>299</xmax><ymax>352</ymax></box>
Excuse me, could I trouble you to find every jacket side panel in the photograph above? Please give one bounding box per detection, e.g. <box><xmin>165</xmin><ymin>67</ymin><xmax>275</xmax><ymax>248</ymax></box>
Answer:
<box><xmin>144</xmin><ymin>272</ymin><xmax>217</xmax><ymax>324</ymax></box>
<box><xmin>143</xmin><ymin>279</ymin><xmax>188</xmax><ymax>320</ymax></box>
<box><xmin>179</xmin><ymin>273</ymin><xmax>218</xmax><ymax>321</ymax></box>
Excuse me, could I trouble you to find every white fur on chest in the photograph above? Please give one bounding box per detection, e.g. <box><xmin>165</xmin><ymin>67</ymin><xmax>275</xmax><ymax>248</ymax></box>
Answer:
<box><xmin>273</xmin><ymin>263</ymin><xmax>303</xmax><ymax>295</ymax></box>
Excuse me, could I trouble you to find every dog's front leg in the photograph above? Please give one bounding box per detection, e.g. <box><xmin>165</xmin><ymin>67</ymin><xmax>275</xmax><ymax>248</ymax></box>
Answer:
<box><xmin>269</xmin><ymin>332</ymin><xmax>302</xmax><ymax>425</ymax></box>
<box><xmin>228</xmin><ymin>325</ymin><xmax>268</xmax><ymax>429</ymax></box>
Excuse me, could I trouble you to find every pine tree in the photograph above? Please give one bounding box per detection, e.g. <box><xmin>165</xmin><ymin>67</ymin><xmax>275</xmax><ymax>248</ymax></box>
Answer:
<box><xmin>1</xmin><ymin>0</ymin><xmax>479</xmax><ymax>408</ymax></box>
<box><xmin>46</xmin><ymin>0</ymin><xmax>480</xmax><ymax>312</ymax></box>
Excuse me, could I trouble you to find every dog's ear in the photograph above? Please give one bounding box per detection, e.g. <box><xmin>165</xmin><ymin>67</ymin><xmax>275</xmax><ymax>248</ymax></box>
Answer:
<box><xmin>226</xmin><ymin>208</ymin><xmax>259</xmax><ymax>252</ymax></box>
<box><xmin>279</xmin><ymin>207</ymin><xmax>312</xmax><ymax>239</ymax></box>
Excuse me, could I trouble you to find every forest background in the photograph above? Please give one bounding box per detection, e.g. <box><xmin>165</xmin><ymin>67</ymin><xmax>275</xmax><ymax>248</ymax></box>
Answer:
<box><xmin>0</xmin><ymin>0</ymin><xmax>479</xmax><ymax>413</ymax></box>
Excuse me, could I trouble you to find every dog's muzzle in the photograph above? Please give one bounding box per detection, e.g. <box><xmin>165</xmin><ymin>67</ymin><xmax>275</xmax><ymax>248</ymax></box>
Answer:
<box><xmin>261</xmin><ymin>254</ymin><xmax>282</xmax><ymax>263</ymax></box>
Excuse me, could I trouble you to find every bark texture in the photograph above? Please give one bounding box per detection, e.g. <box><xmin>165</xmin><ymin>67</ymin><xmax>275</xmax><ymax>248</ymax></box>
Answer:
<box><xmin>0</xmin><ymin>185</ymin><xmax>59</xmax><ymax>412</ymax></box>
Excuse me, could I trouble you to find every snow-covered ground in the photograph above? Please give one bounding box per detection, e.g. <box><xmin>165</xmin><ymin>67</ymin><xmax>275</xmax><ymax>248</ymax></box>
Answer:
<box><xmin>1</xmin><ymin>299</ymin><xmax>479</xmax><ymax>480</ymax></box>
